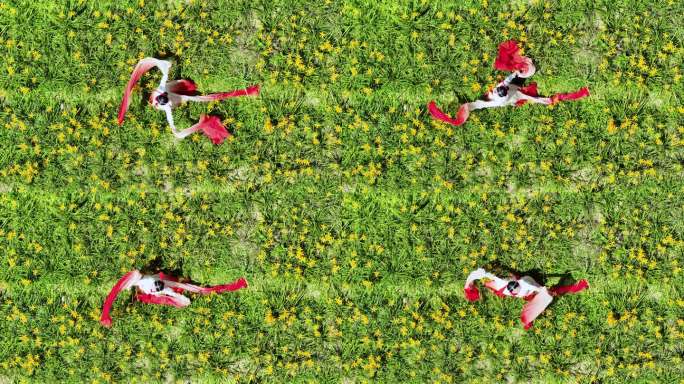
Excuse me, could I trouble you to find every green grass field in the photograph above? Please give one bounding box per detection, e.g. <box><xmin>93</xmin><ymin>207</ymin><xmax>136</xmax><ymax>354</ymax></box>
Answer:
<box><xmin>1</xmin><ymin>0</ymin><xmax>683</xmax><ymax>382</ymax></box>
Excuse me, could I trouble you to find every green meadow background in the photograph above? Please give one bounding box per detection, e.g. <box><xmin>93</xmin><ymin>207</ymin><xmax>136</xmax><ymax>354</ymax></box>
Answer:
<box><xmin>1</xmin><ymin>0</ymin><xmax>683</xmax><ymax>382</ymax></box>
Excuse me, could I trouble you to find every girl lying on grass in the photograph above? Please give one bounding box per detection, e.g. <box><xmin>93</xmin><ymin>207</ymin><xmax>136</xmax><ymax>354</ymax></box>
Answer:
<box><xmin>464</xmin><ymin>267</ymin><xmax>588</xmax><ymax>329</ymax></box>
<box><xmin>100</xmin><ymin>270</ymin><xmax>248</xmax><ymax>327</ymax></box>
<box><xmin>118</xmin><ymin>58</ymin><xmax>260</xmax><ymax>144</ymax></box>
<box><xmin>428</xmin><ymin>40</ymin><xmax>589</xmax><ymax>126</ymax></box>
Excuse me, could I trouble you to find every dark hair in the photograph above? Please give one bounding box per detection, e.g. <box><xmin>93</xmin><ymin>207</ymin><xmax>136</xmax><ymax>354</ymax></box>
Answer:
<box><xmin>496</xmin><ymin>86</ymin><xmax>508</xmax><ymax>97</ymax></box>
<box><xmin>510</xmin><ymin>76</ymin><xmax>526</xmax><ymax>87</ymax></box>
<box><xmin>156</xmin><ymin>93</ymin><xmax>169</xmax><ymax>105</ymax></box>
<box><xmin>506</xmin><ymin>280</ymin><xmax>520</xmax><ymax>292</ymax></box>
<box><xmin>154</xmin><ymin>280</ymin><xmax>165</xmax><ymax>292</ymax></box>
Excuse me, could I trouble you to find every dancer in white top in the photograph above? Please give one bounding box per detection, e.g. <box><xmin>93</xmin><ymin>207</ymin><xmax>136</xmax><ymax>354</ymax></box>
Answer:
<box><xmin>464</xmin><ymin>267</ymin><xmax>588</xmax><ymax>329</ymax></box>
<box><xmin>117</xmin><ymin>58</ymin><xmax>260</xmax><ymax>144</ymax></box>
<box><xmin>428</xmin><ymin>40</ymin><xmax>589</xmax><ymax>126</ymax></box>
<box><xmin>100</xmin><ymin>270</ymin><xmax>248</xmax><ymax>327</ymax></box>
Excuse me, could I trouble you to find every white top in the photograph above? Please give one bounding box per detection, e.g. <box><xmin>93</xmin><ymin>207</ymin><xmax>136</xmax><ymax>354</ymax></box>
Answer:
<box><xmin>134</xmin><ymin>274</ymin><xmax>191</xmax><ymax>306</ymax></box>
<box><xmin>465</xmin><ymin>268</ymin><xmax>544</xmax><ymax>298</ymax></box>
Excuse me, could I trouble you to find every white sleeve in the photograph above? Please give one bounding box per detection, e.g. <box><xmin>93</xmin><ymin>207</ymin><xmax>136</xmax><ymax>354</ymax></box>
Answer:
<box><xmin>465</xmin><ymin>268</ymin><xmax>507</xmax><ymax>289</ymax></box>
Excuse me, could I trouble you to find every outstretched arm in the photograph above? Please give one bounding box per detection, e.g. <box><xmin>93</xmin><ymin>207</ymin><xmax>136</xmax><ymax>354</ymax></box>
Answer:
<box><xmin>180</xmin><ymin>85</ymin><xmax>260</xmax><ymax>103</ymax></box>
<box><xmin>160</xmin><ymin>104</ymin><xmax>184</xmax><ymax>138</ymax></box>
<box><xmin>464</xmin><ymin>268</ymin><xmax>506</xmax><ymax>301</ymax></box>
<box><xmin>164</xmin><ymin>277</ymin><xmax>248</xmax><ymax>295</ymax></box>
<box><xmin>513</xmin><ymin>92</ymin><xmax>553</xmax><ymax>106</ymax></box>
<box><xmin>167</xmin><ymin>115</ymin><xmax>231</xmax><ymax>145</ymax></box>
<box><xmin>500</xmin><ymin>72</ymin><xmax>520</xmax><ymax>87</ymax></box>
<box><xmin>468</xmin><ymin>99</ymin><xmax>509</xmax><ymax>110</ymax></box>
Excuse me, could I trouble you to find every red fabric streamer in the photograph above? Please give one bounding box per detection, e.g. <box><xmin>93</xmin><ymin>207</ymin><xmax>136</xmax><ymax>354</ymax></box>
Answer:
<box><xmin>100</xmin><ymin>270</ymin><xmax>142</xmax><ymax>327</ymax></box>
<box><xmin>549</xmin><ymin>279</ymin><xmax>589</xmax><ymax>296</ymax></box>
<box><xmin>195</xmin><ymin>115</ymin><xmax>231</xmax><ymax>145</ymax></box>
<box><xmin>207</xmin><ymin>84</ymin><xmax>260</xmax><ymax>100</ymax></box>
<box><xmin>551</xmin><ymin>87</ymin><xmax>590</xmax><ymax>104</ymax></box>
<box><xmin>201</xmin><ymin>277</ymin><xmax>249</xmax><ymax>293</ymax></box>
<box><xmin>491</xmin><ymin>286</ymin><xmax>508</xmax><ymax>298</ymax></box>
<box><xmin>427</xmin><ymin>101</ymin><xmax>470</xmax><ymax>126</ymax></box>
<box><xmin>167</xmin><ymin>79</ymin><xmax>199</xmax><ymax>95</ymax></box>
<box><xmin>183</xmin><ymin>85</ymin><xmax>260</xmax><ymax>102</ymax></box>
<box><xmin>464</xmin><ymin>285</ymin><xmax>480</xmax><ymax>301</ymax></box>
<box><xmin>494</xmin><ymin>40</ymin><xmax>534</xmax><ymax>76</ymax></box>
<box><xmin>168</xmin><ymin>277</ymin><xmax>248</xmax><ymax>295</ymax></box>
<box><xmin>520</xmin><ymin>290</ymin><xmax>553</xmax><ymax>329</ymax></box>
<box><xmin>118</xmin><ymin>58</ymin><xmax>171</xmax><ymax>125</ymax></box>
<box><xmin>518</xmin><ymin>82</ymin><xmax>539</xmax><ymax>97</ymax></box>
